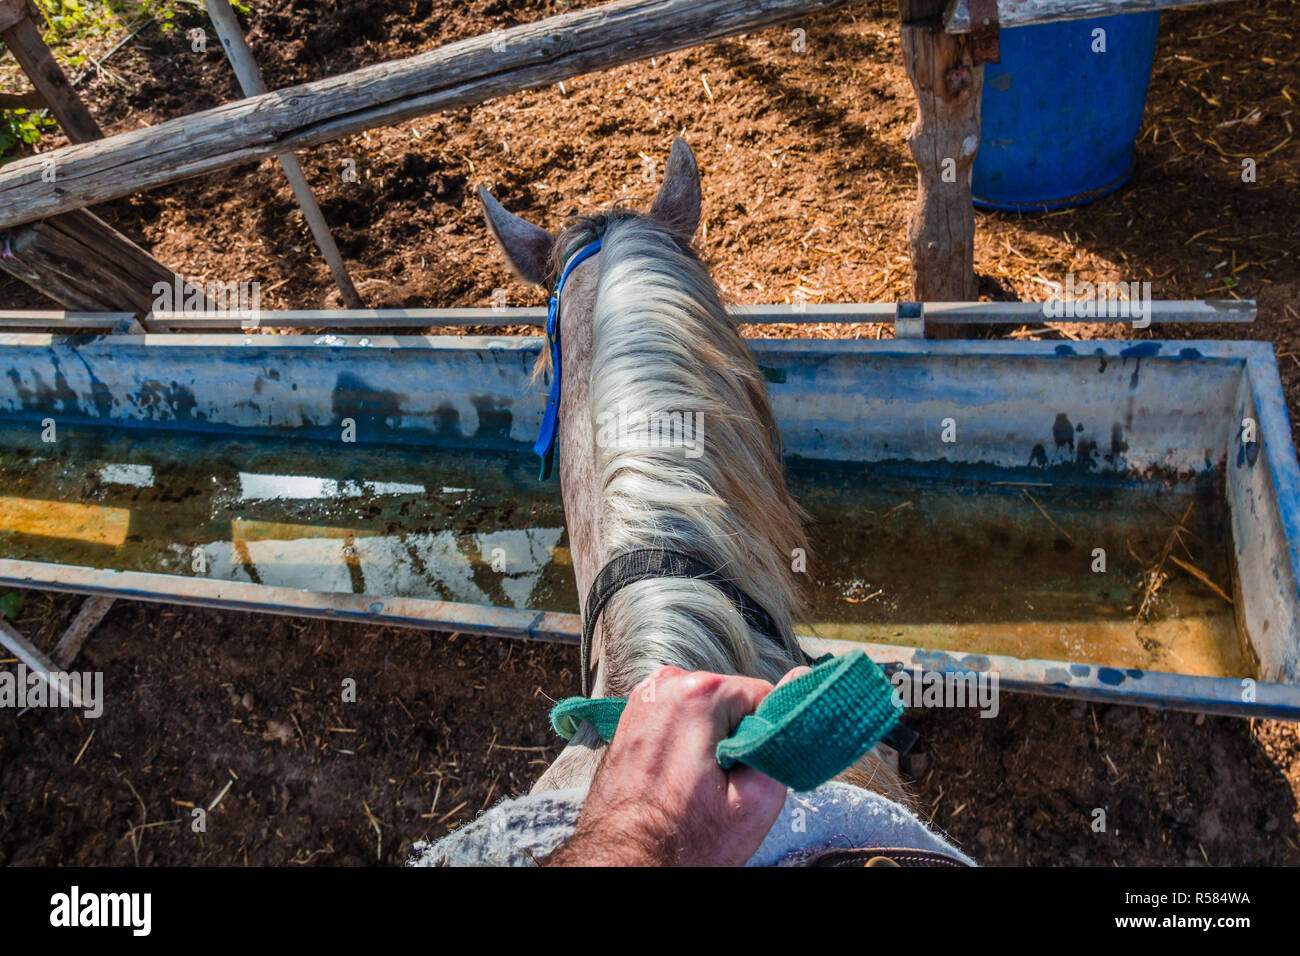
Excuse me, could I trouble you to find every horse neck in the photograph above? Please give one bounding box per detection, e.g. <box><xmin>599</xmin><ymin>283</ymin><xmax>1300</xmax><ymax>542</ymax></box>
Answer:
<box><xmin>563</xmin><ymin>217</ymin><xmax>809</xmax><ymax>697</ymax></box>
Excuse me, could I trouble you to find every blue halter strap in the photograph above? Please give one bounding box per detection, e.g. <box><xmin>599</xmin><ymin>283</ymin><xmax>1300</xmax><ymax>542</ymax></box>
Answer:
<box><xmin>534</xmin><ymin>236</ymin><xmax>602</xmax><ymax>480</ymax></box>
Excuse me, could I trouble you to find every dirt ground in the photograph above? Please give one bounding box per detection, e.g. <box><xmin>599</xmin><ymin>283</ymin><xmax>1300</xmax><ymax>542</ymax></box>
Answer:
<box><xmin>3</xmin><ymin>593</ymin><xmax>1298</xmax><ymax>866</ymax></box>
<box><xmin>2</xmin><ymin>0</ymin><xmax>1300</xmax><ymax>865</ymax></box>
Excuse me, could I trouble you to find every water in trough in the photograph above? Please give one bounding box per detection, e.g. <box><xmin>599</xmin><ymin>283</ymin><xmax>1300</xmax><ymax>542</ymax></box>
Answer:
<box><xmin>0</xmin><ymin>422</ymin><xmax>1248</xmax><ymax>680</ymax></box>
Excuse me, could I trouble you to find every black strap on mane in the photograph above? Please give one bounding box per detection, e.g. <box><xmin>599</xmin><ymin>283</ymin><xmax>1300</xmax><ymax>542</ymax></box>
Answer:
<box><xmin>580</xmin><ymin>548</ymin><xmax>816</xmax><ymax>696</ymax></box>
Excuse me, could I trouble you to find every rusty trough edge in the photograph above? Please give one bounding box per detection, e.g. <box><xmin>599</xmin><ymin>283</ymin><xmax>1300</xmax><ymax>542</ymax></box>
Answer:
<box><xmin>0</xmin><ymin>558</ymin><xmax>581</xmax><ymax>646</ymax></box>
<box><xmin>1247</xmin><ymin>351</ymin><xmax>1300</xmax><ymax>618</ymax></box>
<box><xmin>2</xmin><ymin>559</ymin><xmax>1296</xmax><ymax>720</ymax></box>
<box><xmin>0</xmin><ymin>299</ymin><xmax>1259</xmax><ymax>331</ymax></box>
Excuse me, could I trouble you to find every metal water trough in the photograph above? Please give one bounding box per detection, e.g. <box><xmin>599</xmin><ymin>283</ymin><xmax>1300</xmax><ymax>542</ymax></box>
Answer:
<box><xmin>0</xmin><ymin>327</ymin><xmax>1297</xmax><ymax>719</ymax></box>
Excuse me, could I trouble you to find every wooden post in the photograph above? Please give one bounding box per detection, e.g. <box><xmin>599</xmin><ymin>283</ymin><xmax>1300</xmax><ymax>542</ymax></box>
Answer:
<box><xmin>0</xmin><ymin>0</ymin><xmax>25</xmax><ymax>28</ymax></box>
<box><xmin>900</xmin><ymin>0</ymin><xmax>982</xmax><ymax>335</ymax></box>
<box><xmin>0</xmin><ymin>0</ymin><xmax>201</xmax><ymax>315</ymax></box>
<box><xmin>204</xmin><ymin>0</ymin><xmax>363</xmax><ymax>309</ymax></box>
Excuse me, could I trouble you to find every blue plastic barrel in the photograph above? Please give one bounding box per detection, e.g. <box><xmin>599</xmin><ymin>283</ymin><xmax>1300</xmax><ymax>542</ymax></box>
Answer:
<box><xmin>972</xmin><ymin>12</ymin><xmax>1161</xmax><ymax>212</ymax></box>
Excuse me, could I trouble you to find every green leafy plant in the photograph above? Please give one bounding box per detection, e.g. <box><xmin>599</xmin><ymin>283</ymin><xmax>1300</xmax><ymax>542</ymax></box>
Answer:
<box><xmin>36</xmin><ymin>0</ymin><xmax>123</xmax><ymax>44</ymax></box>
<box><xmin>0</xmin><ymin>108</ymin><xmax>57</xmax><ymax>160</ymax></box>
<box><xmin>140</xmin><ymin>0</ymin><xmax>208</xmax><ymax>35</ymax></box>
<box><xmin>0</xmin><ymin>0</ymin><xmax>225</xmax><ymax>158</ymax></box>
<box><xmin>0</xmin><ymin>590</ymin><xmax>23</xmax><ymax>620</ymax></box>
<box><xmin>32</xmin><ymin>0</ymin><xmax>194</xmax><ymax>46</ymax></box>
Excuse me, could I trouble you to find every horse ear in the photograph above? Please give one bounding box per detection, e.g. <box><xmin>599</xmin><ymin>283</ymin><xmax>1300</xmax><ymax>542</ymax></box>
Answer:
<box><xmin>650</xmin><ymin>136</ymin><xmax>701</xmax><ymax>240</ymax></box>
<box><xmin>478</xmin><ymin>187</ymin><xmax>555</xmax><ymax>286</ymax></box>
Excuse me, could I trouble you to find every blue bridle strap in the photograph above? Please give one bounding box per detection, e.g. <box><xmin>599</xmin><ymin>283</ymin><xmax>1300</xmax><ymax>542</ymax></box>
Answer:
<box><xmin>534</xmin><ymin>236</ymin><xmax>602</xmax><ymax>481</ymax></box>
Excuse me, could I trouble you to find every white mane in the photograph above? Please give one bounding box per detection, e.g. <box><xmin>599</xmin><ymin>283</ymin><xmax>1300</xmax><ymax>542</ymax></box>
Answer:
<box><xmin>584</xmin><ymin>214</ymin><xmax>810</xmax><ymax>694</ymax></box>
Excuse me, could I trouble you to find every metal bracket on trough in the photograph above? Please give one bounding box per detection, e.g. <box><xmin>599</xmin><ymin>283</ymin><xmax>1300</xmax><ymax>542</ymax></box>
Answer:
<box><xmin>895</xmin><ymin>301</ymin><xmax>925</xmax><ymax>338</ymax></box>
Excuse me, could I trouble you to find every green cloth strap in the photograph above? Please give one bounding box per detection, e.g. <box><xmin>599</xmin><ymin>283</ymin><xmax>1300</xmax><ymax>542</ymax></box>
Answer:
<box><xmin>549</xmin><ymin>650</ymin><xmax>902</xmax><ymax>792</ymax></box>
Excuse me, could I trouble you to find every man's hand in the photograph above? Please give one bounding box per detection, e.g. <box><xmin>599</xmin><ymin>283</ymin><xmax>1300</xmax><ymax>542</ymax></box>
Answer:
<box><xmin>545</xmin><ymin>665</ymin><xmax>807</xmax><ymax>866</ymax></box>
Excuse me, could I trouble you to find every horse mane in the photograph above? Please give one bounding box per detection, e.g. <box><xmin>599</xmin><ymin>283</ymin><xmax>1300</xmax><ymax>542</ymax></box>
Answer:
<box><xmin>555</xmin><ymin>210</ymin><xmax>811</xmax><ymax>696</ymax></box>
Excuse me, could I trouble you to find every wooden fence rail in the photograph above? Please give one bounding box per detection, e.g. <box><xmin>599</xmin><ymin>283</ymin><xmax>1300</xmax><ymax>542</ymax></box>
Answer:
<box><xmin>0</xmin><ymin>0</ymin><xmax>865</xmax><ymax>229</ymax></box>
<box><xmin>0</xmin><ymin>0</ymin><xmax>1251</xmax><ymax>320</ymax></box>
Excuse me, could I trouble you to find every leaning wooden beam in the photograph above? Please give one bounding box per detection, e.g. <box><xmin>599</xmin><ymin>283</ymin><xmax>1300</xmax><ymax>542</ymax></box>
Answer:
<box><xmin>0</xmin><ymin>616</ymin><xmax>54</xmax><ymax>674</ymax></box>
<box><xmin>51</xmin><ymin>595</ymin><xmax>116</xmax><ymax>669</ymax></box>
<box><xmin>943</xmin><ymin>0</ymin><xmax>1241</xmax><ymax>32</ymax></box>
<box><xmin>0</xmin><ymin>0</ymin><xmax>102</xmax><ymax>143</ymax></box>
<box><xmin>0</xmin><ymin>616</ymin><xmax>89</xmax><ymax>710</ymax></box>
<box><xmin>204</xmin><ymin>0</ymin><xmax>364</xmax><ymax>309</ymax></box>
<box><xmin>899</xmin><ymin>0</ymin><xmax>982</xmax><ymax>333</ymax></box>
<box><xmin>0</xmin><ymin>0</ymin><xmax>866</xmax><ymax>228</ymax></box>
<box><xmin>1</xmin><ymin>208</ymin><xmax>192</xmax><ymax>313</ymax></box>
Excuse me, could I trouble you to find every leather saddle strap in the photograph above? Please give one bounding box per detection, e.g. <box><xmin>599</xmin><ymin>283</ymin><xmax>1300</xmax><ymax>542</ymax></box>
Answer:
<box><xmin>805</xmin><ymin>846</ymin><xmax>973</xmax><ymax>868</ymax></box>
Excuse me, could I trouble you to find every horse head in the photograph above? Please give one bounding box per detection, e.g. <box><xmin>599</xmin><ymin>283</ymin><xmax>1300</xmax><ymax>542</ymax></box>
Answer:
<box><xmin>478</xmin><ymin>138</ymin><xmax>904</xmax><ymax>801</ymax></box>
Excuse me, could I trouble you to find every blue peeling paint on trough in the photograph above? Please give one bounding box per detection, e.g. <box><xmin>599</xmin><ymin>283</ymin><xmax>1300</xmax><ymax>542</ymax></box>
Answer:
<box><xmin>0</xmin><ymin>332</ymin><xmax>1297</xmax><ymax>719</ymax></box>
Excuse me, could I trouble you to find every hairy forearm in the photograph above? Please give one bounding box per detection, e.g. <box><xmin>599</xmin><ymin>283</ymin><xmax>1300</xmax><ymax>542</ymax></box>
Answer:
<box><xmin>539</xmin><ymin>668</ymin><xmax>790</xmax><ymax>867</ymax></box>
<box><xmin>544</xmin><ymin>833</ymin><xmax>660</xmax><ymax>866</ymax></box>
<box><xmin>543</xmin><ymin>814</ymin><xmax>676</xmax><ymax>866</ymax></box>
